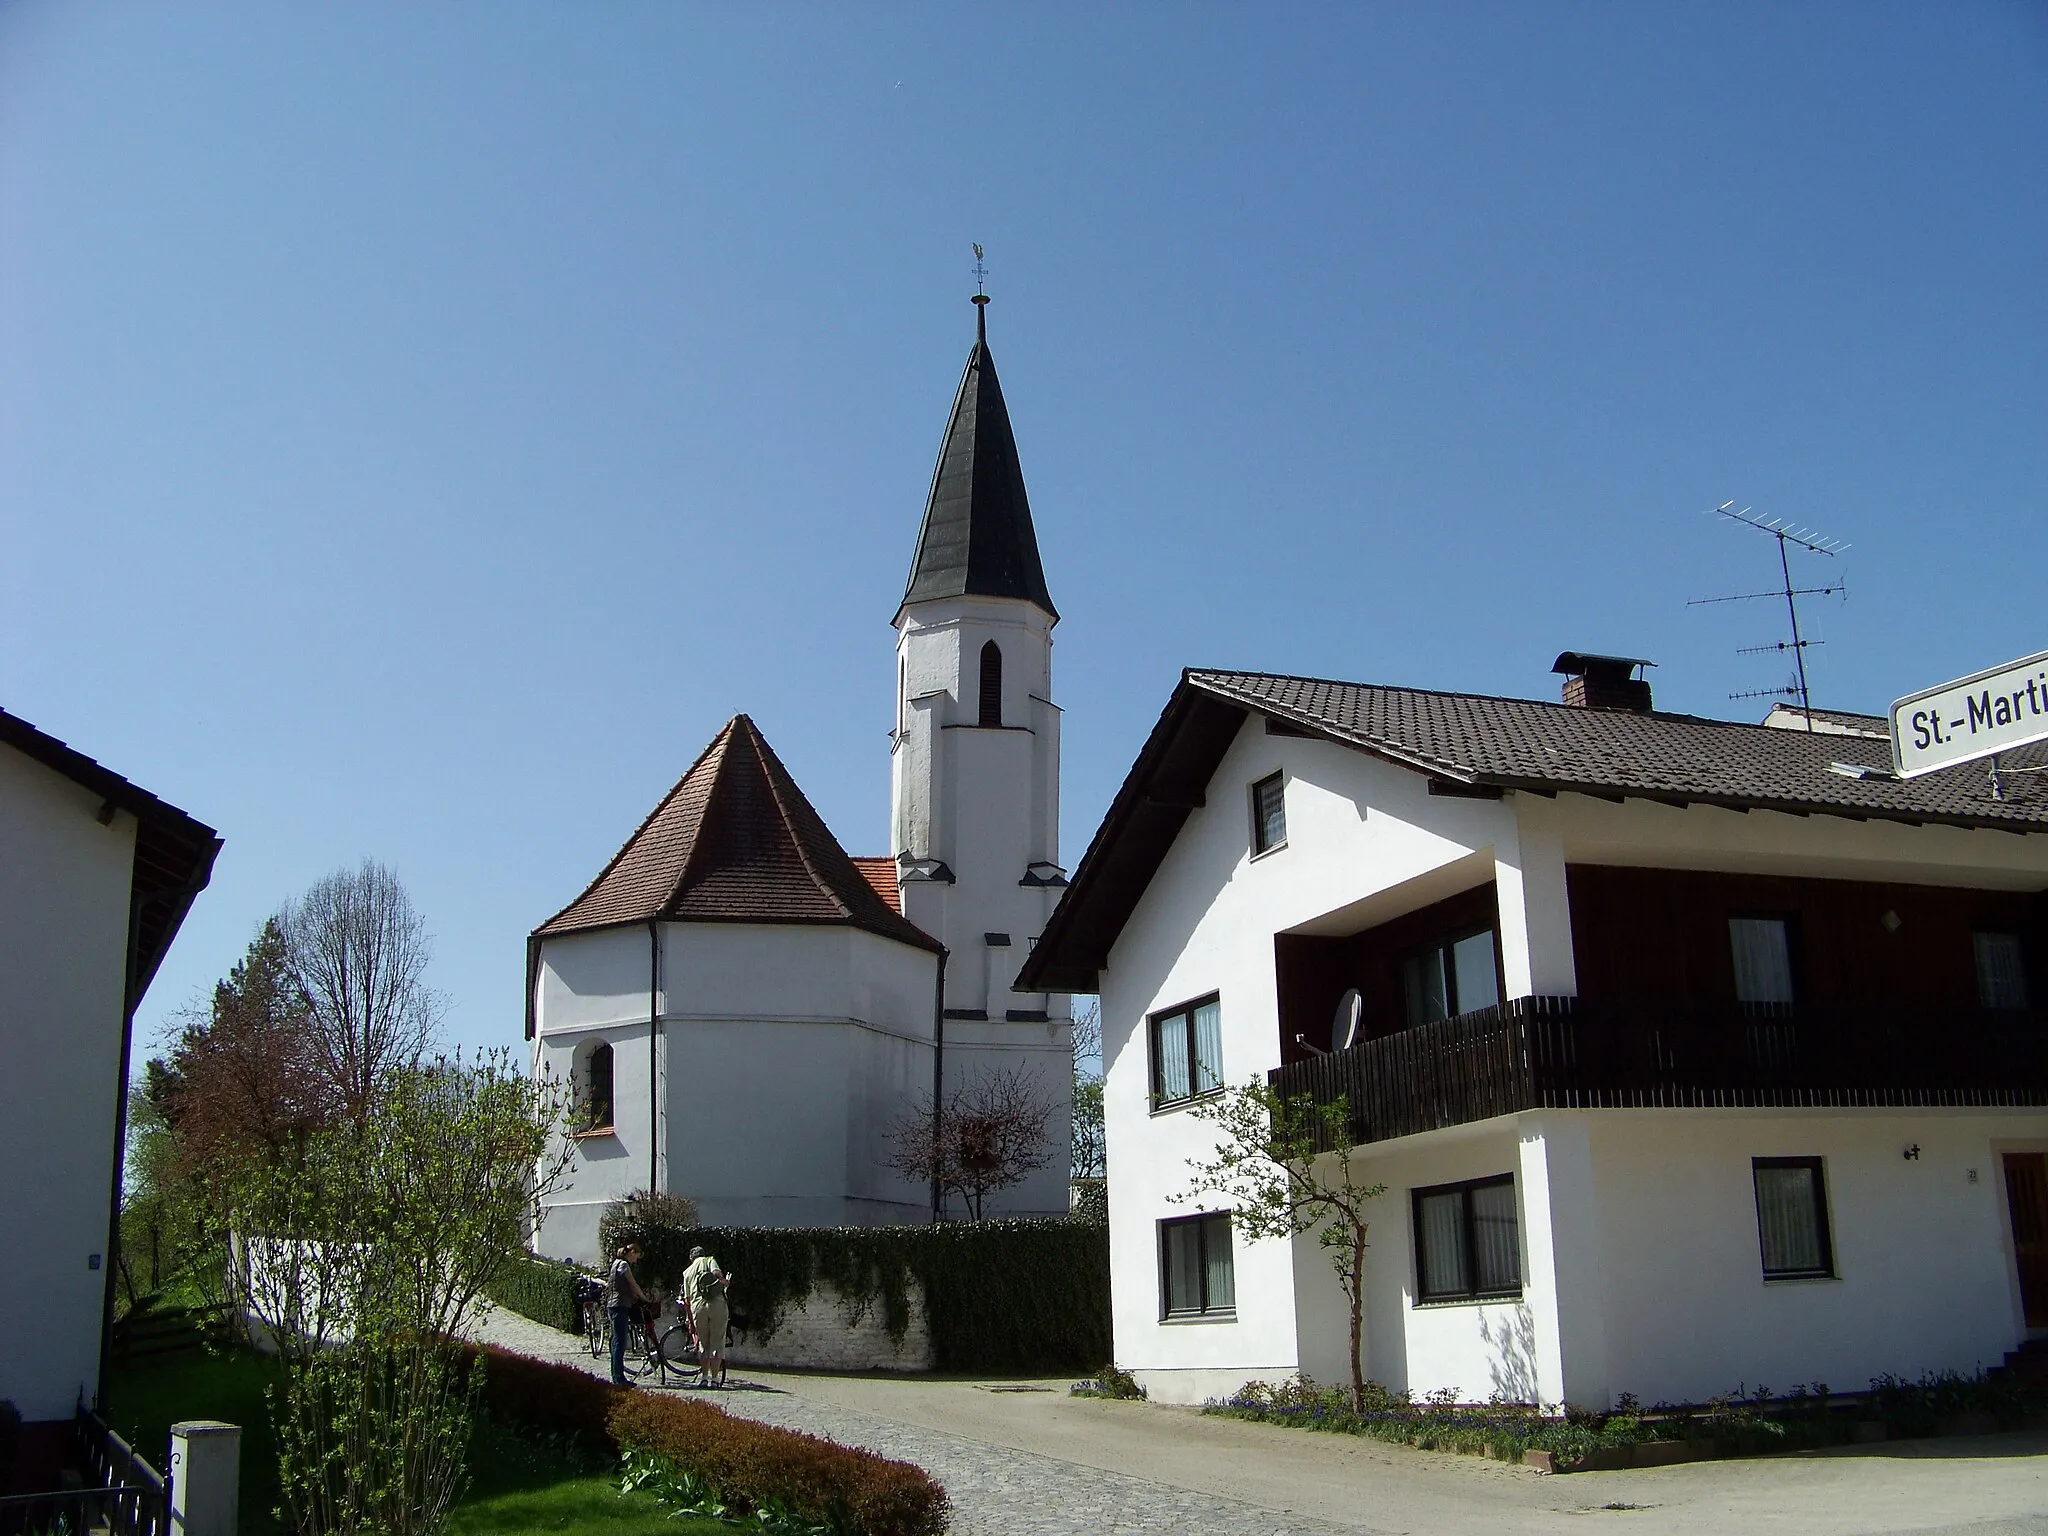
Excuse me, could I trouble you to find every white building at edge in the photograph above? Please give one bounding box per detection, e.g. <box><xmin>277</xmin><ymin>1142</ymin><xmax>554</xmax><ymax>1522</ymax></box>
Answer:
<box><xmin>0</xmin><ymin>710</ymin><xmax>218</xmax><ymax>1463</ymax></box>
<box><xmin>529</xmin><ymin>296</ymin><xmax>1072</xmax><ymax>1260</ymax></box>
<box><xmin>1018</xmin><ymin>652</ymin><xmax>2048</xmax><ymax>1409</ymax></box>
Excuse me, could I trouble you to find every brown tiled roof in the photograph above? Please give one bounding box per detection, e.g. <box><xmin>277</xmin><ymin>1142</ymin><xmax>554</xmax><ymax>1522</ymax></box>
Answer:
<box><xmin>535</xmin><ymin>716</ymin><xmax>941</xmax><ymax>952</ymax></box>
<box><xmin>1192</xmin><ymin>670</ymin><xmax>2048</xmax><ymax>828</ymax></box>
<box><xmin>1018</xmin><ymin>668</ymin><xmax>2048</xmax><ymax>994</ymax></box>
<box><xmin>850</xmin><ymin>856</ymin><xmax>902</xmax><ymax>914</ymax></box>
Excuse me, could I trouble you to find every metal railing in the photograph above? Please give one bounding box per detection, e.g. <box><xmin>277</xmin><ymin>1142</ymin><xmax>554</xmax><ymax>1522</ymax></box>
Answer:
<box><xmin>1270</xmin><ymin>995</ymin><xmax>2048</xmax><ymax>1152</ymax></box>
<box><xmin>0</xmin><ymin>1411</ymin><xmax>168</xmax><ymax>1536</ymax></box>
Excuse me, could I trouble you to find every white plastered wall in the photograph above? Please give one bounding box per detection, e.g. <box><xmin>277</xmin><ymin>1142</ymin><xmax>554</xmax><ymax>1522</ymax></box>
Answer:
<box><xmin>0</xmin><ymin>747</ymin><xmax>136</xmax><ymax>1423</ymax></box>
<box><xmin>1101</xmin><ymin>717</ymin><xmax>1523</xmax><ymax>1402</ymax></box>
<box><xmin>533</xmin><ymin>923</ymin><xmax>940</xmax><ymax>1260</ymax></box>
<box><xmin>1098</xmin><ymin>706</ymin><xmax>2048</xmax><ymax>1407</ymax></box>
<box><xmin>891</xmin><ymin>592</ymin><xmax>1071</xmax><ymax>1218</ymax></box>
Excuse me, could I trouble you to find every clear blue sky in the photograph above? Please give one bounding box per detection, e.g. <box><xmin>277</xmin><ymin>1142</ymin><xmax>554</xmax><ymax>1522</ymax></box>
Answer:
<box><xmin>3</xmin><ymin>3</ymin><xmax>2042</xmax><ymax>1061</ymax></box>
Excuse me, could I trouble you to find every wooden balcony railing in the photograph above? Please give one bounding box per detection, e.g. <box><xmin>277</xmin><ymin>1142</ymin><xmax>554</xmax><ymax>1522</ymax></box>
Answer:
<box><xmin>1268</xmin><ymin>995</ymin><xmax>2048</xmax><ymax>1153</ymax></box>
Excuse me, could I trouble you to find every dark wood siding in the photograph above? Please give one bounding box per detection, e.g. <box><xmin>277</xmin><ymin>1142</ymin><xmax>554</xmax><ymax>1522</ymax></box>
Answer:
<box><xmin>1276</xmin><ymin>884</ymin><xmax>1501</xmax><ymax>1063</ymax></box>
<box><xmin>1566</xmin><ymin>865</ymin><xmax>2047</xmax><ymax>1010</ymax></box>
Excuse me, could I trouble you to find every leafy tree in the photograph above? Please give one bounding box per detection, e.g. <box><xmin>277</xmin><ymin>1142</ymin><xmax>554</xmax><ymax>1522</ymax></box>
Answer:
<box><xmin>165</xmin><ymin>917</ymin><xmax>325</xmax><ymax>1166</ymax></box>
<box><xmin>1180</xmin><ymin>1079</ymin><xmax>1386</xmax><ymax>1411</ymax></box>
<box><xmin>210</xmin><ymin>1051</ymin><xmax>572</xmax><ymax>1536</ymax></box>
<box><xmin>887</xmin><ymin>1067</ymin><xmax>1056</xmax><ymax>1221</ymax></box>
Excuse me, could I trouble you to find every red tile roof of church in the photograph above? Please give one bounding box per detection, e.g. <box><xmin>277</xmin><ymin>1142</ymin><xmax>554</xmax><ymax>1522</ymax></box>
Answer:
<box><xmin>849</xmin><ymin>856</ymin><xmax>903</xmax><ymax>914</ymax></box>
<box><xmin>534</xmin><ymin>715</ymin><xmax>940</xmax><ymax>952</ymax></box>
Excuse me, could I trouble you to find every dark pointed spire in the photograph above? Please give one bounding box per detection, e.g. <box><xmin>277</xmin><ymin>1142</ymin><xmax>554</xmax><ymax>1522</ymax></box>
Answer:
<box><xmin>895</xmin><ymin>297</ymin><xmax>1058</xmax><ymax>625</ymax></box>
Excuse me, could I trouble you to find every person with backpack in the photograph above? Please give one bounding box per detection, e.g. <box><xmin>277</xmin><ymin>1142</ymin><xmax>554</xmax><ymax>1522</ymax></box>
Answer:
<box><xmin>680</xmin><ymin>1245</ymin><xmax>731</xmax><ymax>1387</ymax></box>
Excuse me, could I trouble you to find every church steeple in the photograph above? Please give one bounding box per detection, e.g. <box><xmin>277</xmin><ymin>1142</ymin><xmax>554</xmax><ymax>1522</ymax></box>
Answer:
<box><xmin>894</xmin><ymin>297</ymin><xmax>1058</xmax><ymax>625</ymax></box>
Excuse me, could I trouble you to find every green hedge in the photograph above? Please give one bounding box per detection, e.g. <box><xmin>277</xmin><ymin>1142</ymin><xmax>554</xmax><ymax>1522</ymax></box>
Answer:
<box><xmin>482</xmin><ymin>1251</ymin><xmax>586</xmax><ymax>1334</ymax></box>
<box><xmin>597</xmin><ymin>1214</ymin><xmax>1110</xmax><ymax>1374</ymax></box>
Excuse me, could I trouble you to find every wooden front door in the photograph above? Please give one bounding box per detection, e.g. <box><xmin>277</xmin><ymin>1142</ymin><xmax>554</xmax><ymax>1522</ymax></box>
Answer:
<box><xmin>2004</xmin><ymin>1153</ymin><xmax>2048</xmax><ymax>1329</ymax></box>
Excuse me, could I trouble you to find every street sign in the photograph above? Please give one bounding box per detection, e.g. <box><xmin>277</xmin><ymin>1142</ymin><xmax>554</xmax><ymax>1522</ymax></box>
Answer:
<box><xmin>1889</xmin><ymin>648</ymin><xmax>2048</xmax><ymax>779</ymax></box>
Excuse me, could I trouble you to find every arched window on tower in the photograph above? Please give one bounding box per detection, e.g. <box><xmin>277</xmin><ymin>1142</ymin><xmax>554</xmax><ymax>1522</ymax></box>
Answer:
<box><xmin>579</xmin><ymin>1039</ymin><xmax>615</xmax><ymax>1133</ymax></box>
<box><xmin>978</xmin><ymin>641</ymin><xmax>1003</xmax><ymax>726</ymax></box>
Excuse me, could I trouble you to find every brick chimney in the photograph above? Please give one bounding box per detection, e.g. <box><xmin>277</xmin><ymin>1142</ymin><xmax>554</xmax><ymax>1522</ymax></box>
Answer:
<box><xmin>1552</xmin><ymin>652</ymin><xmax>1655</xmax><ymax>712</ymax></box>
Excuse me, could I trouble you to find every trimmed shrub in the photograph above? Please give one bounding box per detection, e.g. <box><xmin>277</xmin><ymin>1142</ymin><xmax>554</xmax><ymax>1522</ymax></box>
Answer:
<box><xmin>609</xmin><ymin>1392</ymin><xmax>948</xmax><ymax>1536</ymax></box>
<box><xmin>482</xmin><ymin>1252</ymin><xmax>586</xmax><ymax>1334</ymax></box>
<box><xmin>450</xmin><ymin>1342</ymin><xmax>619</xmax><ymax>1455</ymax></box>
<box><xmin>596</xmin><ymin>1214</ymin><xmax>1109</xmax><ymax>1373</ymax></box>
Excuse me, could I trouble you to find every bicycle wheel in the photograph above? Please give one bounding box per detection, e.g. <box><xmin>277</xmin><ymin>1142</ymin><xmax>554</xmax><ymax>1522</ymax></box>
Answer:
<box><xmin>656</xmin><ymin>1324</ymin><xmax>702</xmax><ymax>1384</ymax></box>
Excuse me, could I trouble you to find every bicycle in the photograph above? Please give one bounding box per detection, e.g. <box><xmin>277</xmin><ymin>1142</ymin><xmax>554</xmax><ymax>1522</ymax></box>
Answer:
<box><xmin>620</xmin><ymin>1303</ymin><xmax>704</xmax><ymax>1388</ymax></box>
<box><xmin>573</xmin><ymin>1275</ymin><xmax>606</xmax><ymax>1358</ymax></box>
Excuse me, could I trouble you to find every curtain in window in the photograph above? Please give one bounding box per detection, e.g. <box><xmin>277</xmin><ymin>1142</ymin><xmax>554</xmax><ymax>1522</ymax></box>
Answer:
<box><xmin>1202</xmin><ymin>1217</ymin><xmax>1235</xmax><ymax>1311</ymax></box>
<box><xmin>1192</xmin><ymin>1000</ymin><xmax>1223</xmax><ymax>1094</ymax></box>
<box><xmin>1255</xmin><ymin>777</ymin><xmax>1286</xmax><ymax>852</ymax></box>
<box><xmin>1977</xmin><ymin>932</ymin><xmax>2031</xmax><ymax>1009</ymax></box>
<box><xmin>1729</xmin><ymin>918</ymin><xmax>1795</xmax><ymax>1006</ymax></box>
<box><xmin>1164</xmin><ymin>1221</ymin><xmax>1204</xmax><ymax>1313</ymax></box>
<box><xmin>1156</xmin><ymin>1016</ymin><xmax>1191</xmax><ymax>1103</ymax></box>
<box><xmin>1754</xmin><ymin>1163</ymin><xmax>1824</xmax><ymax>1273</ymax></box>
<box><xmin>1452</xmin><ymin>932</ymin><xmax>1500</xmax><ymax>1015</ymax></box>
<box><xmin>1469</xmin><ymin>1181</ymin><xmax>1520</xmax><ymax>1292</ymax></box>
<box><xmin>1416</xmin><ymin>1189</ymin><xmax>1466</xmax><ymax>1297</ymax></box>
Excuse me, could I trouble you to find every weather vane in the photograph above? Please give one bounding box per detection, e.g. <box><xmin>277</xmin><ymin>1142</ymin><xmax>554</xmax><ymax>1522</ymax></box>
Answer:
<box><xmin>972</xmin><ymin>243</ymin><xmax>988</xmax><ymax>297</ymax></box>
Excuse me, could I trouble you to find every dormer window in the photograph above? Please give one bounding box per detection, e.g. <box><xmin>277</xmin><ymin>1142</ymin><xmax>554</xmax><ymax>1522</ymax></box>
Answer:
<box><xmin>979</xmin><ymin>641</ymin><xmax>1003</xmax><ymax>726</ymax></box>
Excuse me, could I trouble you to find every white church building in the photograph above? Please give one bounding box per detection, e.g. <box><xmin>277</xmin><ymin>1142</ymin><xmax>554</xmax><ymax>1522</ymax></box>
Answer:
<box><xmin>1020</xmin><ymin>655</ymin><xmax>2048</xmax><ymax>1409</ymax></box>
<box><xmin>530</xmin><ymin>297</ymin><xmax>1073</xmax><ymax>1259</ymax></box>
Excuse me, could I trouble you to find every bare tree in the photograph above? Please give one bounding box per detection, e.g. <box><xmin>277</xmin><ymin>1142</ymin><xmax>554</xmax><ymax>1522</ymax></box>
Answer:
<box><xmin>888</xmin><ymin>1066</ymin><xmax>1056</xmax><ymax>1220</ymax></box>
<box><xmin>1070</xmin><ymin>997</ymin><xmax>1106</xmax><ymax>1188</ymax></box>
<box><xmin>280</xmin><ymin>860</ymin><xmax>444</xmax><ymax>1121</ymax></box>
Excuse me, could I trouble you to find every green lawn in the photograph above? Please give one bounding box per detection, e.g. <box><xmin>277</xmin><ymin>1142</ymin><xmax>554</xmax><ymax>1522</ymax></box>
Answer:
<box><xmin>105</xmin><ymin>1339</ymin><xmax>726</xmax><ymax>1535</ymax></box>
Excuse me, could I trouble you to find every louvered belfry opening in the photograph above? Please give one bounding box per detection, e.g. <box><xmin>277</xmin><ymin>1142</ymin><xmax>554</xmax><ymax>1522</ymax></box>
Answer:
<box><xmin>979</xmin><ymin>641</ymin><xmax>1003</xmax><ymax>726</ymax></box>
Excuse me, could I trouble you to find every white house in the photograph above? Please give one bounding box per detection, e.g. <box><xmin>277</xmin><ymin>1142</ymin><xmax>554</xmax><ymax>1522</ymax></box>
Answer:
<box><xmin>529</xmin><ymin>297</ymin><xmax>1071</xmax><ymax>1258</ymax></box>
<box><xmin>0</xmin><ymin>709</ymin><xmax>218</xmax><ymax>1476</ymax></box>
<box><xmin>1018</xmin><ymin>652</ymin><xmax>2048</xmax><ymax>1409</ymax></box>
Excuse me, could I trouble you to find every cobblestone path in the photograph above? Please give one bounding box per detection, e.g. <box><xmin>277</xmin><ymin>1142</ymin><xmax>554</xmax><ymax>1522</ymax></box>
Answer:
<box><xmin>473</xmin><ymin>1305</ymin><xmax>1375</xmax><ymax>1536</ymax></box>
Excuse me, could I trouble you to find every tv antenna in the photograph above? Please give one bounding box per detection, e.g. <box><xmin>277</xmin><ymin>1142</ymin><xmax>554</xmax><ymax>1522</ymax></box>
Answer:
<box><xmin>1686</xmin><ymin>501</ymin><xmax>1847</xmax><ymax>731</ymax></box>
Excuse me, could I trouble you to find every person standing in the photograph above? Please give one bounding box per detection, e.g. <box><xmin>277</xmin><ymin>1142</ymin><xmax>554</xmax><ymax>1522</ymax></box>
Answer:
<box><xmin>606</xmin><ymin>1240</ymin><xmax>650</xmax><ymax>1387</ymax></box>
<box><xmin>680</xmin><ymin>1245</ymin><xmax>731</xmax><ymax>1387</ymax></box>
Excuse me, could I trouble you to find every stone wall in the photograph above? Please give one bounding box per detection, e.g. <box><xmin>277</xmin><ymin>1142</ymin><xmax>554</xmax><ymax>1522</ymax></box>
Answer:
<box><xmin>725</xmin><ymin>1279</ymin><xmax>933</xmax><ymax>1372</ymax></box>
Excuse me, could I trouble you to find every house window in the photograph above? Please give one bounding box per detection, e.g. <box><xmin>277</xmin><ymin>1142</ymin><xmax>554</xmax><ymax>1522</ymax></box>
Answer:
<box><xmin>580</xmin><ymin>1040</ymin><xmax>615</xmax><ymax>1133</ymax></box>
<box><xmin>1412</xmin><ymin>1174</ymin><xmax>1521</xmax><ymax>1302</ymax></box>
<box><xmin>1160</xmin><ymin>1212</ymin><xmax>1235</xmax><ymax>1317</ymax></box>
<box><xmin>1729</xmin><ymin>916</ymin><xmax>1796</xmax><ymax>1007</ymax></box>
<box><xmin>1976</xmin><ymin>931</ymin><xmax>2031</xmax><ymax>1009</ymax></box>
<box><xmin>1250</xmin><ymin>772</ymin><xmax>1286</xmax><ymax>856</ymax></box>
<box><xmin>1401</xmin><ymin>929</ymin><xmax>1500</xmax><ymax>1026</ymax></box>
<box><xmin>1753</xmin><ymin>1157</ymin><xmax>1833</xmax><ymax>1279</ymax></box>
<box><xmin>1150</xmin><ymin>995</ymin><xmax>1223</xmax><ymax>1107</ymax></box>
<box><xmin>978</xmin><ymin>641</ymin><xmax>1002</xmax><ymax>726</ymax></box>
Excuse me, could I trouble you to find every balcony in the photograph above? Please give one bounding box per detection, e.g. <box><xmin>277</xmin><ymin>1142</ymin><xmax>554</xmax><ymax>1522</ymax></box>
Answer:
<box><xmin>1268</xmin><ymin>995</ymin><xmax>2048</xmax><ymax>1153</ymax></box>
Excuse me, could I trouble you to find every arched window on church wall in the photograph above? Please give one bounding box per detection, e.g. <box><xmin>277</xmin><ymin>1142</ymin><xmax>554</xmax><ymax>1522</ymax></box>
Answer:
<box><xmin>577</xmin><ymin>1039</ymin><xmax>615</xmax><ymax>1133</ymax></box>
<box><xmin>979</xmin><ymin>641</ymin><xmax>1002</xmax><ymax>726</ymax></box>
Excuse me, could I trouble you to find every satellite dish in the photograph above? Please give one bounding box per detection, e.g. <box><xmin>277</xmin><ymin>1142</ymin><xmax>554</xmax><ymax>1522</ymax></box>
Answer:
<box><xmin>1332</xmin><ymin>989</ymin><xmax>1363</xmax><ymax>1052</ymax></box>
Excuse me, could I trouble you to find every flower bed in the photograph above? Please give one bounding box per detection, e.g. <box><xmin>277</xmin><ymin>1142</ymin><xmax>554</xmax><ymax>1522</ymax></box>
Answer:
<box><xmin>1205</xmin><ymin>1370</ymin><xmax>2045</xmax><ymax>1472</ymax></box>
